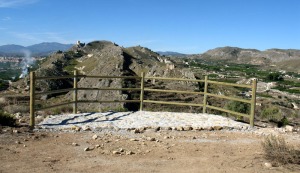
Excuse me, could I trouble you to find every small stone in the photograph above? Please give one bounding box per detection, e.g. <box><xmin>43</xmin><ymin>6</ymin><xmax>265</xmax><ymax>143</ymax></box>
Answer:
<box><xmin>84</xmin><ymin>147</ymin><xmax>90</xmax><ymax>151</ymax></box>
<box><xmin>176</xmin><ymin>127</ymin><xmax>184</xmax><ymax>131</ymax></box>
<box><xmin>154</xmin><ymin>127</ymin><xmax>161</xmax><ymax>132</ymax></box>
<box><xmin>15</xmin><ymin>112</ymin><xmax>22</xmax><ymax>119</ymax></box>
<box><xmin>71</xmin><ymin>126</ymin><xmax>81</xmax><ymax>131</ymax></box>
<box><xmin>133</xmin><ymin>129</ymin><xmax>140</xmax><ymax>134</ymax></box>
<box><xmin>139</xmin><ymin>127</ymin><xmax>146</xmax><ymax>133</ymax></box>
<box><xmin>204</xmin><ymin>127</ymin><xmax>213</xmax><ymax>131</ymax></box>
<box><xmin>184</xmin><ymin>126</ymin><xmax>193</xmax><ymax>131</ymax></box>
<box><xmin>15</xmin><ymin>141</ymin><xmax>21</xmax><ymax>144</ymax></box>
<box><xmin>130</xmin><ymin>138</ymin><xmax>138</xmax><ymax>141</ymax></box>
<box><xmin>126</xmin><ymin>151</ymin><xmax>134</xmax><ymax>155</ymax></box>
<box><xmin>145</xmin><ymin>150</ymin><xmax>151</xmax><ymax>153</ymax></box>
<box><xmin>95</xmin><ymin>144</ymin><xmax>100</xmax><ymax>148</ymax></box>
<box><xmin>82</xmin><ymin>126</ymin><xmax>91</xmax><ymax>131</ymax></box>
<box><xmin>164</xmin><ymin>136</ymin><xmax>169</xmax><ymax>139</ymax></box>
<box><xmin>12</xmin><ymin>130</ymin><xmax>19</xmax><ymax>133</ymax></box>
<box><xmin>72</xmin><ymin>143</ymin><xmax>79</xmax><ymax>146</ymax></box>
<box><xmin>119</xmin><ymin>148</ymin><xmax>124</xmax><ymax>152</ymax></box>
<box><xmin>18</xmin><ymin>119</ymin><xmax>26</xmax><ymax>123</ymax></box>
<box><xmin>23</xmin><ymin>145</ymin><xmax>27</xmax><ymax>147</ymax></box>
<box><xmin>92</xmin><ymin>134</ymin><xmax>98</xmax><ymax>140</ymax></box>
<box><xmin>213</xmin><ymin>126</ymin><xmax>223</xmax><ymax>130</ymax></box>
<box><xmin>192</xmin><ymin>136</ymin><xmax>196</xmax><ymax>139</ymax></box>
<box><xmin>113</xmin><ymin>151</ymin><xmax>121</xmax><ymax>155</ymax></box>
<box><xmin>264</xmin><ymin>162</ymin><xmax>272</xmax><ymax>168</ymax></box>
<box><xmin>284</xmin><ymin>125</ymin><xmax>293</xmax><ymax>132</ymax></box>
<box><xmin>146</xmin><ymin>137</ymin><xmax>156</xmax><ymax>141</ymax></box>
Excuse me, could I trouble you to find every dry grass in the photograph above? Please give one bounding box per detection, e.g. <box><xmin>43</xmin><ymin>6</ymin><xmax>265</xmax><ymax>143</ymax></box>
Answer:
<box><xmin>262</xmin><ymin>135</ymin><xmax>300</xmax><ymax>166</ymax></box>
<box><xmin>3</xmin><ymin>105</ymin><xmax>29</xmax><ymax>114</ymax></box>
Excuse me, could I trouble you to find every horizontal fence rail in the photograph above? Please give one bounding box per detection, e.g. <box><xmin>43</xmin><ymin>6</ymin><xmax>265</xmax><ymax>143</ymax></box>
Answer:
<box><xmin>29</xmin><ymin>70</ymin><xmax>257</xmax><ymax>129</ymax></box>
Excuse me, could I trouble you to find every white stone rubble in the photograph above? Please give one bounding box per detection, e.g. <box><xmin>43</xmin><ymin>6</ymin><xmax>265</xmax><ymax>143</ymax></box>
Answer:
<box><xmin>38</xmin><ymin>111</ymin><xmax>250</xmax><ymax>131</ymax></box>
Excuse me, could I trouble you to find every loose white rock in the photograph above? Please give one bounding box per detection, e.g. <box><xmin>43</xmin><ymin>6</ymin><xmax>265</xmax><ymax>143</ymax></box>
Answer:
<box><xmin>126</xmin><ymin>151</ymin><xmax>134</xmax><ymax>155</ymax></box>
<box><xmin>92</xmin><ymin>134</ymin><xmax>98</xmax><ymax>140</ymax></box>
<box><xmin>82</xmin><ymin>126</ymin><xmax>91</xmax><ymax>131</ymax></box>
<box><xmin>264</xmin><ymin>162</ymin><xmax>272</xmax><ymax>168</ymax></box>
<box><xmin>146</xmin><ymin>137</ymin><xmax>156</xmax><ymax>141</ymax></box>
<box><xmin>72</xmin><ymin>143</ymin><xmax>79</xmax><ymax>146</ymax></box>
<box><xmin>284</xmin><ymin>125</ymin><xmax>293</xmax><ymax>132</ymax></box>
<box><xmin>113</xmin><ymin>151</ymin><xmax>121</xmax><ymax>155</ymax></box>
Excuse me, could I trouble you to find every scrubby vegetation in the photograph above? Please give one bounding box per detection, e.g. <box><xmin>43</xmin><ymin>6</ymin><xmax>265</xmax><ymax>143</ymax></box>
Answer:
<box><xmin>0</xmin><ymin>110</ymin><xmax>16</xmax><ymax>126</ymax></box>
<box><xmin>262</xmin><ymin>135</ymin><xmax>300</xmax><ymax>166</ymax></box>
<box><xmin>225</xmin><ymin>101</ymin><xmax>250</xmax><ymax>119</ymax></box>
<box><xmin>261</xmin><ymin>106</ymin><xmax>282</xmax><ymax>122</ymax></box>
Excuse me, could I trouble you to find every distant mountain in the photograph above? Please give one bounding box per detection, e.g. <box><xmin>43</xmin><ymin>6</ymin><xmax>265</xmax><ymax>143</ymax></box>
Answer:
<box><xmin>157</xmin><ymin>51</ymin><xmax>187</xmax><ymax>57</ymax></box>
<box><xmin>191</xmin><ymin>46</ymin><xmax>300</xmax><ymax>64</ymax></box>
<box><xmin>0</xmin><ymin>42</ymin><xmax>74</xmax><ymax>57</ymax></box>
<box><xmin>0</xmin><ymin>44</ymin><xmax>26</xmax><ymax>55</ymax></box>
<box><xmin>27</xmin><ymin>42</ymin><xmax>74</xmax><ymax>56</ymax></box>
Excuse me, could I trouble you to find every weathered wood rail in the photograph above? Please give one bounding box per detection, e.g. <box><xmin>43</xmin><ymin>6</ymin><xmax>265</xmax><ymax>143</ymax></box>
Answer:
<box><xmin>29</xmin><ymin>70</ymin><xmax>257</xmax><ymax>128</ymax></box>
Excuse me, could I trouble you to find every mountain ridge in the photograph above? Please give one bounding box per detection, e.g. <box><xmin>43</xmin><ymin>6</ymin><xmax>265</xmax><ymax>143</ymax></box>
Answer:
<box><xmin>191</xmin><ymin>46</ymin><xmax>300</xmax><ymax>66</ymax></box>
<box><xmin>0</xmin><ymin>42</ymin><xmax>73</xmax><ymax>56</ymax></box>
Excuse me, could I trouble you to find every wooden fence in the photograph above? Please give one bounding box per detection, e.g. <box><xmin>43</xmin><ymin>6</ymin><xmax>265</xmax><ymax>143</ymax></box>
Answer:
<box><xmin>29</xmin><ymin>70</ymin><xmax>257</xmax><ymax>128</ymax></box>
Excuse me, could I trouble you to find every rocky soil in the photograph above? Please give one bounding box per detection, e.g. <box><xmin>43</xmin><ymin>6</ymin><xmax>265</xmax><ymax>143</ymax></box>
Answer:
<box><xmin>1</xmin><ymin>122</ymin><xmax>299</xmax><ymax>173</ymax></box>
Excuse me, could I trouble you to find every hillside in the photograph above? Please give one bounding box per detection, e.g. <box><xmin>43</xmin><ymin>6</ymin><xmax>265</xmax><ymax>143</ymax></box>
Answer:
<box><xmin>191</xmin><ymin>47</ymin><xmax>300</xmax><ymax>71</ymax></box>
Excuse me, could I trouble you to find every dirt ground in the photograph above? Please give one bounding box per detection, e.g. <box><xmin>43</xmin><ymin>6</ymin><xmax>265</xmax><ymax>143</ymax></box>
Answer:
<box><xmin>0</xmin><ymin>127</ymin><xmax>299</xmax><ymax>173</ymax></box>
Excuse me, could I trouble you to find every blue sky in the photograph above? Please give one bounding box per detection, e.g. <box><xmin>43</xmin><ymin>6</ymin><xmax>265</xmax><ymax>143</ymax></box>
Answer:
<box><xmin>0</xmin><ymin>0</ymin><xmax>299</xmax><ymax>53</ymax></box>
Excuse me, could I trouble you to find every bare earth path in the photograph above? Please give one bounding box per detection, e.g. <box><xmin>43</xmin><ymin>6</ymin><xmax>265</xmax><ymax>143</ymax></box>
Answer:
<box><xmin>1</xmin><ymin>129</ymin><xmax>299</xmax><ymax>173</ymax></box>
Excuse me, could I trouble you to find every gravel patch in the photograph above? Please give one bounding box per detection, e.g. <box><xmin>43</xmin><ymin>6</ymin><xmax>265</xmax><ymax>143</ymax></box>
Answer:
<box><xmin>37</xmin><ymin>111</ymin><xmax>250</xmax><ymax>131</ymax></box>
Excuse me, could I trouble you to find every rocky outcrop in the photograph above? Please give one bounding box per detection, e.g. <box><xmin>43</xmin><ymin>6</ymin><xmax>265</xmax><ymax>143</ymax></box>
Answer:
<box><xmin>66</xmin><ymin>41</ymin><xmax>197</xmax><ymax>111</ymax></box>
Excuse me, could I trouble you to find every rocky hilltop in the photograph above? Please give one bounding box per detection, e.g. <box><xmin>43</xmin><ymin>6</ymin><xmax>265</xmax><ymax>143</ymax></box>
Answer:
<box><xmin>192</xmin><ymin>47</ymin><xmax>300</xmax><ymax>66</ymax></box>
<box><xmin>73</xmin><ymin>41</ymin><xmax>196</xmax><ymax>111</ymax></box>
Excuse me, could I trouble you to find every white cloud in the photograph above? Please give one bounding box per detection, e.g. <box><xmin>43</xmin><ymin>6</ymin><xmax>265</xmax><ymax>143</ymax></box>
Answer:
<box><xmin>1</xmin><ymin>16</ymin><xmax>11</xmax><ymax>21</ymax></box>
<box><xmin>9</xmin><ymin>31</ymin><xmax>43</xmax><ymax>43</ymax></box>
<box><xmin>8</xmin><ymin>31</ymin><xmax>75</xmax><ymax>45</ymax></box>
<box><xmin>0</xmin><ymin>0</ymin><xmax>39</xmax><ymax>8</ymax></box>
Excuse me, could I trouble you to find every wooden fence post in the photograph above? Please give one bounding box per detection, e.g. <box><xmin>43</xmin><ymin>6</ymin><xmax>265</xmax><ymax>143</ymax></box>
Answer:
<box><xmin>202</xmin><ymin>76</ymin><xmax>208</xmax><ymax>113</ymax></box>
<box><xmin>140</xmin><ymin>72</ymin><xmax>145</xmax><ymax>111</ymax></box>
<box><xmin>29</xmin><ymin>71</ymin><xmax>35</xmax><ymax>129</ymax></box>
<box><xmin>250</xmin><ymin>78</ymin><xmax>257</xmax><ymax>127</ymax></box>
<box><xmin>73</xmin><ymin>70</ymin><xmax>78</xmax><ymax>114</ymax></box>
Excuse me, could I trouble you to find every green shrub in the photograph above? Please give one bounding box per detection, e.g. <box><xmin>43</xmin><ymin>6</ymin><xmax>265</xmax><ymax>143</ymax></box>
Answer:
<box><xmin>265</xmin><ymin>72</ymin><xmax>284</xmax><ymax>81</ymax></box>
<box><xmin>261</xmin><ymin>106</ymin><xmax>281</xmax><ymax>121</ymax></box>
<box><xmin>0</xmin><ymin>110</ymin><xmax>16</xmax><ymax>126</ymax></box>
<box><xmin>225</xmin><ymin>101</ymin><xmax>250</xmax><ymax>119</ymax></box>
